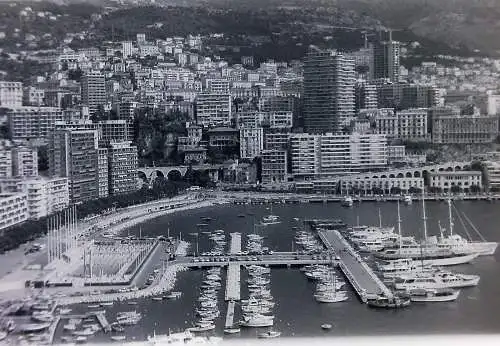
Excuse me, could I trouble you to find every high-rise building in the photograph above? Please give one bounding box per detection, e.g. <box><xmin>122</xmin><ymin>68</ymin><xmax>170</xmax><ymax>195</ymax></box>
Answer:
<box><xmin>97</xmin><ymin>147</ymin><xmax>109</xmax><ymax>198</ymax></box>
<box><xmin>261</xmin><ymin>150</ymin><xmax>288</xmax><ymax>185</ymax></box>
<box><xmin>0</xmin><ymin>81</ymin><xmax>23</xmax><ymax>108</ymax></box>
<box><xmin>98</xmin><ymin>120</ymin><xmax>133</xmax><ymax>145</ymax></box>
<box><xmin>8</xmin><ymin>107</ymin><xmax>65</xmax><ymax>143</ymax></box>
<box><xmin>240</xmin><ymin>127</ymin><xmax>264</xmax><ymax>159</ymax></box>
<box><xmin>290</xmin><ymin>133</ymin><xmax>387</xmax><ymax>179</ymax></box>
<box><xmin>377</xmin><ymin>83</ymin><xmax>438</xmax><ymax>110</ymax></box>
<box><xmin>81</xmin><ymin>72</ymin><xmax>106</xmax><ymax>116</ymax></box>
<box><xmin>373</xmin><ymin>32</ymin><xmax>400</xmax><ymax>82</ymax></box>
<box><xmin>121</xmin><ymin>41</ymin><xmax>134</xmax><ymax>58</ymax></box>
<box><xmin>49</xmin><ymin>125</ymin><xmax>100</xmax><ymax>204</ymax></box>
<box><xmin>355</xmin><ymin>83</ymin><xmax>378</xmax><ymax>111</ymax></box>
<box><xmin>12</xmin><ymin>147</ymin><xmax>38</xmax><ymax>177</ymax></box>
<box><xmin>0</xmin><ymin>149</ymin><xmax>13</xmax><ymax>178</ymax></box>
<box><xmin>303</xmin><ymin>47</ymin><xmax>355</xmax><ymax>133</ymax></box>
<box><xmin>107</xmin><ymin>141</ymin><xmax>138</xmax><ymax>195</ymax></box>
<box><xmin>195</xmin><ymin>93</ymin><xmax>232</xmax><ymax>127</ymax></box>
<box><xmin>0</xmin><ymin>193</ymin><xmax>28</xmax><ymax>231</ymax></box>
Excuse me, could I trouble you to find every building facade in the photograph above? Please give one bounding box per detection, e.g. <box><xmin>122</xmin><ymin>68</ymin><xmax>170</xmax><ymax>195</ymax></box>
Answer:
<box><xmin>303</xmin><ymin>48</ymin><xmax>355</xmax><ymax>133</ymax></box>
<box><xmin>240</xmin><ymin>127</ymin><xmax>264</xmax><ymax>159</ymax></box>
<box><xmin>11</xmin><ymin>147</ymin><xmax>38</xmax><ymax>177</ymax></box>
<box><xmin>195</xmin><ymin>93</ymin><xmax>232</xmax><ymax>127</ymax></box>
<box><xmin>8</xmin><ymin>107</ymin><xmax>65</xmax><ymax>143</ymax></box>
<box><xmin>0</xmin><ymin>81</ymin><xmax>23</xmax><ymax>108</ymax></box>
<box><xmin>0</xmin><ymin>193</ymin><xmax>28</xmax><ymax>231</ymax></box>
<box><xmin>107</xmin><ymin>141</ymin><xmax>138</xmax><ymax>195</ymax></box>
<box><xmin>290</xmin><ymin>133</ymin><xmax>387</xmax><ymax>179</ymax></box>
<box><xmin>429</xmin><ymin>171</ymin><xmax>482</xmax><ymax>192</ymax></box>
<box><xmin>261</xmin><ymin>150</ymin><xmax>288</xmax><ymax>184</ymax></box>
<box><xmin>373</xmin><ymin>38</ymin><xmax>400</xmax><ymax>82</ymax></box>
<box><xmin>81</xmin><ymin>72</ymin><xmax>106</xmax><ymax>116</ymax></box>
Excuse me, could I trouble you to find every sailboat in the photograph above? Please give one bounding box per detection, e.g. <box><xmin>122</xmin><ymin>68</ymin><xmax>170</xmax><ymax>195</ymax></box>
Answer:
<box><xmin>261</xmin><ymin>205</ymin><xmax>280</xmax><ymax>226</ymax></box>
<box><xmin>427</xmin><ymin>199</ymin><xmax>498</xmax><ymax>256</ymax></box>
<box><xmin>374</xmin><ymin>192</ymin><xmax>479</xmax><ymax>266</ymax></box>
<box><xmin>314</xmin><ymin>271</ymin><xmax>348</xmax><ymax>303</ymax></box>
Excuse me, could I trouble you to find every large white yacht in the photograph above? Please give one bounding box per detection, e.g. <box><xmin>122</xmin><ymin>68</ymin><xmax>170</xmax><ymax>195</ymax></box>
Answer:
<box><xmin>374</xmin><ymin>195</ymin><xmax>480</xmax><ymax>266</ymax></box>
<box><xmin>394</xmin><ymin>271</ymin><xmax>480</xmax><ymax>290</ymax></box>
<box><xmin>377</xmin><ymin>258</ymin><xmax>436</xmax><ymax>278</ymax></box>
<box><xmin>239</xmin><ymin>314</ymin><xmax>274</xmax><ymax>327</ymax></box>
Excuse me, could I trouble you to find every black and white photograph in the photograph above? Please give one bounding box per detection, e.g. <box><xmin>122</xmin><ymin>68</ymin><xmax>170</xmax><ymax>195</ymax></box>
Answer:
<box><xmin>0</xmin><ymin>0</ymin><xmax>500</xmax><ymax>345</ymax></box>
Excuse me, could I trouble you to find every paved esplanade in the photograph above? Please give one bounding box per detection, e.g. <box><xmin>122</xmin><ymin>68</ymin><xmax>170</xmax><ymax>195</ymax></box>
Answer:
<box><xmin>318</xmin><ymin>229</ymin><xmax>393</xmax><ymax>302</ymax></box>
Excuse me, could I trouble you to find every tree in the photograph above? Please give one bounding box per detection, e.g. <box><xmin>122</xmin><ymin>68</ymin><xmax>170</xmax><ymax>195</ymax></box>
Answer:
<box><xmin>390</xmin><ymin>187</ymin><xmax>402</xmax><ymax>195</ymax></box>
<box><xmin>469</xmin><ymin>184</ymin><xmax>481</xmax><ymax>193</ymax></box>
<box><xmin>37</xmin><ymin>146</ymin><xmax>49</xmax><ymax>172</ymax></box>
<box><xmin>408</xmin><ymin>187</ymin><xmax>422</xmax><ymax>194</ymax></box>
<box><xmin>450</xmin><ymin>185</ymin><xmax>461</xmax><ymax>194</ymax></box>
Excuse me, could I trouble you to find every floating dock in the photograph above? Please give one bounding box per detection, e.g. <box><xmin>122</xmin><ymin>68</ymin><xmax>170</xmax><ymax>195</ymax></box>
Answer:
<box><xmin>317</xmin><ymin>228</ymin><xmax>393</xmax><ymax>302</ymax></box>
<box><xmin>224</xmin><ymin>300</ymin><xmax>236</xmax><ymax>328</ymax></box>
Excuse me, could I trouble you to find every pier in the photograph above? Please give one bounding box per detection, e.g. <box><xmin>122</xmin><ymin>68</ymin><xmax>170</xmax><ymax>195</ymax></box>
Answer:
<box><xmin>95</xmin><ymin>311</ymin><xmax>111</xmax><ymax>333</ymax></box>
<box><xmin>224</xmin><ymin>300</ymin><xmax>236</xmax><ymax>328</ymax></box>
<box><xmin>317</xmin><ymin>228</ymin><xmax>393</xmax><ymax>302</ymax></box>
<box><xmin>225</xmin><ymin>233</ymin><xmax>241</xmax><ymax>328</ymax></box>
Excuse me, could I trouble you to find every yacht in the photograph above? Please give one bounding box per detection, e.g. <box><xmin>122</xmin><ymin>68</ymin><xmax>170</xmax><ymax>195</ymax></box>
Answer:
<box><xmin>314</xmin><ymin>291</ymin><xmax>348</xmax><ymax>303</ymax></box>
<box><xmin>407</xmin><ymin>288</ymin><xmax>460</xmax><ymax>302</ymax></box>
<box><xmin>261</xmin><ymin>209</ymin><xmax>281</xmax><ymax>226</ymax></box>
<box><xmin>239</xmin><ymin>314</ymin><xmax>274</xmax><ymax>327</ymax></box>
<box><xmin>394</xmin><ymin>271</ymin><xmax>480</xmax><ymax>290</ymax></box>
<box><xmin>341</xmin><ymin>196</ymin><xmax>353</xmax><ymax>207</ymax></box>
<box><xmin>367</xmin><ymin>295</ymin><xmax>411</xmax><ymax>309</ymax></box>
<box><xmin>377</xmin><ymin>258</ymin><xmax>437</xmax><ymax>278</ymax></box>
<box><xmin>110</xmin><ymin>335</ymin><xmax>126</xmax><ymax>341</ymax></box>
<box><xmin>258</xmin><ymin>330</ymin><xmax>281</xmax><ymax>338</ymax></box>
<box><xmin>374</xmin><ymin>197</ymin><xmax>480</xmax><ymax>266</ymax></box>
<box><xmin>147</xmin><ymin>330</ymin><xmax>222</xmax><ymax>345</ymax></box>
<box><xmin>223</xmin><ymin>327</ymin><xmax>241</xmax><ymax>334</ymax></box>
<box><xmin>403</xmin><ymin>195</ymin><xmax>412</xmax><ymax>205</ymax></box>
<box><xmin>429</xmin><ymin>200</ymin><xmax>498</xmax><ymax>256</ymax></box>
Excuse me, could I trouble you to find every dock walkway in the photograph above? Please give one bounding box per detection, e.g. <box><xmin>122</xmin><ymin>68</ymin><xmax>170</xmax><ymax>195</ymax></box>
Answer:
<box><xmin>225</xmin><ymin>233</ymin><xmax>241</xmax><ymax>328</ymax></box>
<box><xmin>317</xmin><ymin>229</ymin><xmax>393</xmax><ymax>302</ymax></box>
<box><xmin>224</xmin><ymin>300</ymin><xmax>236</xmax><ymax>328</ymax></box>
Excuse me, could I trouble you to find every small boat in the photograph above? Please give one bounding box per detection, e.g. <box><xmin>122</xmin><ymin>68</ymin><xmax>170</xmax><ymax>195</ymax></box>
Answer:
<box><xmin>258</xmin><ymin>330</ymin><xmax>281</xmax><ymax>338</ymax></box>
<box><xmin>59</xmin><ymin>308</ymin><xmax>72</xmax><ymax>314</ymax></box>
<box><xmin>321</xmin><ymin>323</ymin><xmax>332</xmax><ymax>330</ymax></box>
<box><xmin>367</xmin><ymin>295</ymin><xmax>411</xmax><ymax>309</ymax></box>
<box><xmin>111</xmin><ymin>323</ymin><xmax>125</xmax><ymax>332</ymax></box>
<box><xmin>224</xmin><ymin>327</ymin><xmax>241</xmax><ymax>334</ymax></box>
<box><xmin>75</xmin><ymin>336</ymin><xmax>87</xmax><ymax>343</ymax></box>
<box><xmin>341</xmin><ymin>196</ymin><xmax>354</xmax><ymax>207</ymax></box>
<box><xmin>100</xmin><ymin>302</ymin><xmax>113</xmax><ymax>307</ymax></box>
<box><xmin>18</xmin><ymin>322</ymin><xmax>51</xmax><ymax>333</ymax></box>
<box><xmin>87</xmin><ymin>304</ymin><xmax>100</xmax><ymax>309</ymax></box>
<box><xmin>403</xmin><ymin>195</ymin><xmax>412</xmax><ymax>205</ymax></box>
<box><xmin>111</xmin><ymin>335</ymin><xmax>126</xmax><ymax>341</ymax></box>
<box><xmin>60</xmin><ymin>336</ymin><xmax>73</xmax><ymax>342</ymax></box>
<box><xmin>237</xmin><ymin>214</ymin><xmax>245</xmax><ymax>218</ymax></box>
<box><xmin>63</xmin><ymin>324</ymin><xmax>77</xmax><ymax>331</ymax></box>
<box><xmin>152</xmin><ymin>297</ymin><xmax>163</xmax><ymax>301</ymax></box>
<box><xmin>188</xmin><ymin>324</ymin><xmax>216</xmax><ymax>332</ymax></box>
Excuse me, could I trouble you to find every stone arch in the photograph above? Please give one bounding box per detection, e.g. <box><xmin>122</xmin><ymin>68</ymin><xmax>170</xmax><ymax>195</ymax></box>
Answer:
<box><xmin>455</xmin><ymin>165</ymin><xmax>462</xmax><ymax>171</ymax></box>
<box><xmin>389</xmin><ymin>174</ymin><xmax>395</xmax><ymax>178</ymax></box>
<box><xmin>397</xmin><ymin>173</ymin><xmax>404</xmax><ymax>178</ymax></box>
<box><xmin>414</xmin><ymin>171</ymin><xmax>421</xmax><ymax>178</ymax></box>
<box><xmin>381</xmin><ymin>175</ymin><xmax>387</xmax><ymax>179</ymax></box>
<box><xmin>406</xmin><ymin>172</ymin><xmax>412</xmax><ymax>178</ymax></box>
<box><xmin>167</xmin><ymin>169</ymin><xmax>183</xmax><ymax>181</ymax></box>
<box><xmin>438</xmin><ymin>167</ymin><xmax>444</xmax><ymax>172</ymax></box>
<box><xmin>373</xmin><ymin>175</ymin><xmax>378</xmax><ymax>179</ymax></box>
<box><xmin>137</xmin><ymin>170</ymin><xmax>148</xmax><ymax>183</ymax></box>
<box><xmin>155</xmin><ymin>170</ymin><xmax>165</xmax><ymax>178</ymax></box>
<box><xmin>446</xmin><ymin>166</ymin><xmax>453</xmax><ymax>172</ymax></box>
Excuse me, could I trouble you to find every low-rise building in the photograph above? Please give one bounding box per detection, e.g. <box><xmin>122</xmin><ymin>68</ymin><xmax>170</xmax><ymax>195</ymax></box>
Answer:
<box><xmin>184</xmin><ymin>147</ymin><xmax>207</xmax><ymax>164</ymax></box>
<box><xmin>0</xmin><ymin>177</ymin><xmax>69</xmax><ymax>219</ymax></box>
<box><xmin>240</xmin><ymin>127</ymin><xmax>264</xmax><ymax>159</ymax></box>
<box><xmin>207</xmin><ymin>127</ymin><xmax>239</xmax><ymax>149</ymax></box>
<box><xmin>429</xmin><ymin>171</ymin><xmax>482</xmax><ymax>192</ymax></box>
<box><xmin>0</xmin><ymin>193</ymin><xmax>28</xmax><ymax>231</ymax></box>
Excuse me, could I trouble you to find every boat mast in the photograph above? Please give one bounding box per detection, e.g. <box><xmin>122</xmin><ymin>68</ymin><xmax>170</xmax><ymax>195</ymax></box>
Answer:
<box><xmin>378</xmin><ymin>208</ymin><xmax>382</xmax><ymax>228</ymax></box>
<box><xmin>397</xmin><ymin>200</ymin><xmax>402</xmax><ymax>249</ymax></box>
<box><xmin>447</xmin><ymin>199</ymin><xmax>454</xmax><ymax>236</ymax></box>
<box><xmin>421</xmin><ymin>190</ymin><xmax>428</xmax><ymax>240</ymax></box>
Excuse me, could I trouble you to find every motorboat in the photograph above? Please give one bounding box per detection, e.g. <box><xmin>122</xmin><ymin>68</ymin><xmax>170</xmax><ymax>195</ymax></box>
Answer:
<box><xmin>111</xmin><ymin>335</ymin><xmax>126</xmax><ymax>341</ymax></box>
<box><xmin>189</xmin><ymin>323</ymin><xmax>216</xmax><ymax>332</ymax></box>
<box><xmin>72</xmin><ymin>328</ymin><xmax>96</xmax><ymax>336</ymax></box>
<box><xmin>75</xmin><ymin>336</ymin><xmax>87</xmax><ymax>344</ymax></box>
<box><xmin>407</xmin><ymin>288</ymin><xmax>460</xmax><ymax>302</ymax></box>
<box><xmin>377</xmin><ymin>258</ymin><xmax>437</xmax><ymax>278</ymax></box>
<box><xmin>224</xmin><ymin>327</ymin><xmax>241</xmax><ymax>334</ymax></box>
<box><xmin>147</xmin><ymin>330</ymin><xmax>222</xmax><ymax>345</ymax></box>
<box><xmin>18</xmin><ymin>323</ymin><xmax>51</xmax><ymax>333</ymax></box>
<box><xmin>367</xmin><ymin>295</ymin><xmax>411</xmax><ymax>309</ymax></box>
<box><xmin>394</xmin><ymin>271</ymin><xmax>480</xmax><ymax>290</ymax></box>
<box><xmin>240</xmin><ymin>317</ymin><xmax>274</xmax><ymax>328</ymax></box>
<box><xmin>258</xmin><ymin>330</ymin><xmax>281</xmax><ymax>338</ymax></box>
<box><xmin>321</xmin><ymin>323</ymin><xmax>332</xmax><ymax>330</ymax></box>
<box><xmin>152</xmin><ymin>297</ymin><xmax>163</xmax><ymax>301</ymax></box>
<box><xmin>100</xmin><ymin>302</ymin><xmax>113</xmax><ymax>306</ymax></box>
<box><xmin>314</xmin><ymin>291</ymin><xmax>348</xmax><ymax>303</ymax></box>
<box><xmin>341</xmin><ymin>196</ymin><xmax>354</xmax><ymax>207</ymax></box>
<box><xmin>403</xmin><ymin>195</ymin><xmax>412</xmax><ymax>205</ymax></box>
<box><xmin>63</xmin><ymin>323</ymin><xmax>77</xmax><ymax>331</ymax></box>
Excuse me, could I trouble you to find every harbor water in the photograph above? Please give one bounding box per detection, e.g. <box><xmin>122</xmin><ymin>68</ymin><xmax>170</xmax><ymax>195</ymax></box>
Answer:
<box><xmin>58</xmin><ymin>200</ymin><xmax>500</xmax><ymax>342</ymax></box>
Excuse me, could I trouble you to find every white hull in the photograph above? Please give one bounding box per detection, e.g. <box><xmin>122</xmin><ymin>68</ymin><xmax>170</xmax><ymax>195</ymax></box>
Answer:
<box><xmin>315</xmin><ymin>295</ymin><xmax>348</xmax><ymax>303</ymax></box>
<box><xmin>448</xmin><ymin>242</ymin><xmax>498</xmax><ymax>256</ymax></box>
<box><xmin>409</xmin><ymin>291</ymin><xmax>460</xmax><ymax>302</ymax></box>
<box><xmin>420</xmin><ymin>253</ymin><xmax>478</xmax><ymax>266</ymax></box>
<box><xmin>396</xmin><ymin>277</ymin><xmax>479</xmax><ymax>290</ymax></box>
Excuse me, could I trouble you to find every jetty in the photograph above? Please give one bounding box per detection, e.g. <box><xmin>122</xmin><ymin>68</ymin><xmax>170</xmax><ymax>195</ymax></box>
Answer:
<box><xmin>224</xmin><ymin>233</ymin><xmax>241</xmax><ymax>328</ymax></box>
<box><xmin>315</xmin><ymin>225</ymin><xmax>393</xmax><ymax>302</ymax></box>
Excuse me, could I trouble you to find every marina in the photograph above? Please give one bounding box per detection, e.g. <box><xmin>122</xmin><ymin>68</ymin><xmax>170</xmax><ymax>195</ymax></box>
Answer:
<box><xmin>1</xmin><ymin>194</ymin><xmax>500</xmax><ymax>343</ymax></box>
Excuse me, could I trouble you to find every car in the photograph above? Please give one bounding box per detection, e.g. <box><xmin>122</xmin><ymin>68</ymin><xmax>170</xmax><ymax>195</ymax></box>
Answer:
<box><xmin>334</xmin><ymin>256</ymin><xmax>341</xmax><ymax>261</ymax></box>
